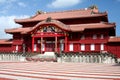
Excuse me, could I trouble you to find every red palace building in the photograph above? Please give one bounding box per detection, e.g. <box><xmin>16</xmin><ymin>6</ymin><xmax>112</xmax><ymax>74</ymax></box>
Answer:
<box><xmin>0</xmin><ymin>6</ymin><xmax>120</xmax><ymax>61</ymax></box>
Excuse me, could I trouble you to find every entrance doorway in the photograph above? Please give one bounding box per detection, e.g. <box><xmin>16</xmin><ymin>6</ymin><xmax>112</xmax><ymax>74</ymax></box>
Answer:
<box><xmin>45</xmin><ymin>38</ymin><xmax>55</xmax><ymax>52</ymax></box>
<box><xmin>46</xmin><ymin>42</ymin><xmax>55</xmax><ymax>52</ymax></box>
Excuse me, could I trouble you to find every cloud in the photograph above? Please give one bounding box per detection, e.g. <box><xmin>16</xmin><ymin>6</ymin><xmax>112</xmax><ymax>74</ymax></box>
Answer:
<box><xmin>0</xmin><ymin>0</ymin><xmax>16</xmax><ymax>4</ymax></box>
<box><xmin>0</xmin><ymin>0</ymin><xmax>27</xmax><ymax>14</ymax></box>
<box><xmin>0</xmin><ymin>0</ymin><xmax>16</xmax><ymax>14</ymax></box>
<box><xmin>18</xmin><ymin>2</ymin><xmax>26</xmax><ymax>7</ymax></box>
<box><xmin>48</xmin><ymin>0</ymin><xmax>82</xmax><ymax>8</ymax></box>
<box><xmin>0</xmin><ymin>15</ymin><xmax>29</xmax><ymax>39</ymax></box>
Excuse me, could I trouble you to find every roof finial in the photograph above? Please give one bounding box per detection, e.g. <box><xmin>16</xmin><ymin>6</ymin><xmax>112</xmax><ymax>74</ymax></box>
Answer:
<box><xmin>46</xmin><ymin>17</ymin><xmax>52</xmax><ymax>22</ymax></box>
<box><xmin>36</xmin><ymin>10</ymin><xmax>44</xmax><ymax>15</ymax></box>
<box><xmin>88</xmin><ymin>5</ymin><xmax>98</xmax><ymax>9</ymax></box>
<box><xmin>88</xmin><ymin>5</ymin><xmax>99</xmax><ymax>13</ymax></box>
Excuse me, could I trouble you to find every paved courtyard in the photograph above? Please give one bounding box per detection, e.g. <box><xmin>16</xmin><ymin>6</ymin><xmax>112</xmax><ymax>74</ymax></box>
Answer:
<box><xmin>0</xmin><ymin>62</ymin><xmax>120</xmax><ymax>80</ymax></box>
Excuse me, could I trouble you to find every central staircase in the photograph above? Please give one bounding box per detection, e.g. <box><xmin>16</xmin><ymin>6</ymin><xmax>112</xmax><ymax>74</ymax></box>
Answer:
<box><xmin>25</xmin><ymin>52</ymin><xmax>57</xmax><ymax>62</ymax></box>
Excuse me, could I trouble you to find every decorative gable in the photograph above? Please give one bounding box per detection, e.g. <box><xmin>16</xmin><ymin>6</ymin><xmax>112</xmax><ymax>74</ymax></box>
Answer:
<box><xmin>35</xmin><ymin>25</ymin><xmax>63</xmax><ymax>33</ymax></box>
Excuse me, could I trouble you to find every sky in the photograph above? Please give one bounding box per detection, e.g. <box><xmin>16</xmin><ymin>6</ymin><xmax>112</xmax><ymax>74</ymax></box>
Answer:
<box><xmin>0</xmin><ymin>0</ymin><xmax>120</xmax><ymax>39</ymax></box>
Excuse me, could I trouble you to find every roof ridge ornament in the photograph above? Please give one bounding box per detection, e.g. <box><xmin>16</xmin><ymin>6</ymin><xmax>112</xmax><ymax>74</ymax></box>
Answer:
<box><xmin>46</xmin><ymin>17</ymin><xmax>52</xmax><ymax>22</ymax></box>
<box><xmin>88</xmin><ymin>5</ymin><xmax>99</xmax><ymax>14</ymax></box>
<box><xmin>36</xmin><ymin>10</ymin><xmax>44</xmax><ymax>15</ymax></box>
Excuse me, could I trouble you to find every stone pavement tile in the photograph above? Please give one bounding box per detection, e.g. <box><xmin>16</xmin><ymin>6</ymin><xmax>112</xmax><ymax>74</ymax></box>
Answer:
<box><xmin>0</xmin><ymin>62</ymin><xmax>120</xmax><ymax>80</ymax></box>
<box><xmin>0</xmin><ymin>77</ymin><xmax>15</xmax><ymax>80</ymax></box>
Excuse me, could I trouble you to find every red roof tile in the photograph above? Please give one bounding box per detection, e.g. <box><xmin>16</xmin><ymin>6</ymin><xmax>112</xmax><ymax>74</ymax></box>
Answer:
<box><xmin>5</xmin><ymin>27</ymin><xmax>33</xmax><ymax>34</ymax></box>
<box><xmin>0</xmin><ymin>39</ymin><xmax>12</xmax><ymax>44</ymax></box>
<box><xmin>69</xmin><ymin>22</ymin><xmax>115</xmax><ymax>32</ymax></box>
<box><xmin>15</xmin><ymin>9</ymin><xmax>107</xmax><ymax>23</ymax></box>
<box><xmin>108</xmin><ymin>37</ymin><xmax>120</xmax><ymax>42</ymax></box>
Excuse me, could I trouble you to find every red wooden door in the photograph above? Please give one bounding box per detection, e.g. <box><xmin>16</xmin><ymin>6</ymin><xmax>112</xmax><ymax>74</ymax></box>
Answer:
<box><xmin>46</xmin><ymin>43</ymin><xmax>55</xmax><ymax>52</ymax></box>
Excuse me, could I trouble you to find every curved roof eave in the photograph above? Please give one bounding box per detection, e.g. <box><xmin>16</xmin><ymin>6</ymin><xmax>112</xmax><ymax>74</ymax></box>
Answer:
<box><xmin>5</xmin><ymin>22</ymin><xmax>115</xmax><ymax>34</ymax></box>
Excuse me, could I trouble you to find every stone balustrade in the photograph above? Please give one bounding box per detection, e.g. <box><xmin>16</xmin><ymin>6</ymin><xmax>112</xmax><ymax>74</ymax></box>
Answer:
<box><xmin>59</xmin><ymin>53</ymin><xmax>117</xmax><ymax>63</ymax></box>
<box><xmin>0</xmin><ymin>53</ymin><xmax>25</xmax><ymax>62</ymax></box>
<box><xmin>0</xmin><ymin>52</ymin><xmax>118</xmax><ymax>63</ymax></box>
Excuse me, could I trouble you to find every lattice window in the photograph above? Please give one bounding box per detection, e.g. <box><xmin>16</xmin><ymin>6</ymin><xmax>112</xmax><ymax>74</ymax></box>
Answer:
<box><xmin>100</xmin><ymin>43</ymin><xmax>104</xmax><ymax>50</ymax></box>
<box><xmin>100</xmin><ymin>34</ymin><xmax>104</xmax><ymax>39</ymax></box>
<box><xmin>69</xmin><ymin>43</ymin><xmax>73</xmax><ymax>51</ymax></box>
<box><xmin>34</xmin><ymin>44</ymin><xmax>37</xmax><ymax>51</ymax></box>
<box><xmin>16</xmin><ymin>45</ymin><xmax>18</xmax><ymax>51</ymax></box>
<box><xmin>81</xmin><ymin>44</ymin><xmax>85</xmax><ymax>51</ymax></box>
<box><xmin>81</xmin><ymin>35</ymin><xmax>85</xmax><ymax>40</ymax></box>
<box><xmin>91</xmin><ymin>44</ymin><xmax>95</xmax><ymax>51</ymax></box>
<box><xmin>93</xmin><ymin>34</ymin><xmax>97</xmax><ymax>39</ymax></box>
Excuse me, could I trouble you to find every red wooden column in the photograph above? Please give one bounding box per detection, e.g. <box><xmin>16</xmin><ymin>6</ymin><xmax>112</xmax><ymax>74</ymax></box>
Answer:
<box><xmin>41</xmin><ymin>37</ymin><xmax>43</xmax><ymax>54</ymax></box>
<box><xmin>55</xmin><ymin>36</ymin><xmax>57</xmax><ymax>52</ymax></box>
<box><xmin>65</xmin><ymin>36</ymin><xmax>68</xmax><ymax>52</ymax></box>
<box><xmin>32</xmin><ymin>37</ymin><xmax>34</xmax><ymax>52</ymax></box>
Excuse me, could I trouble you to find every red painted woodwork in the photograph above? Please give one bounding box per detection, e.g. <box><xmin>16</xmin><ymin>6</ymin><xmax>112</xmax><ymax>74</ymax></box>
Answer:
<box><xmin>22</xmin><ymin>22</ymin><xmax>39</xmax><ymax>27</ymax></box>
<box><xmin>32</xmin><ymin>37</ymin><xmax>34</xmax><ymax>52</ymax></box>
<box><xmin>59</xmin><ymin>17</ymin><xmax>103</xmax><ymax>25</ymax></box>
<box><xmin>108</xmin><ymin>43</ymin><xmax>120</xmax><ymax>58</ymax></box>
<box><xmin>46</xmin><ymin>43</ymin><xmax>55</xmax><ymax>52</ymax></box>
<box><xmin>65</xmin><ymin>36</ymin><xmax>68</xmax><ymax>52</ymax></box>
<box><xmin>95</xmin><ymin>44</ymin><xmax>100</xmax><ymax>52</ymax></box>
<box><xmin>0</xmin><ymin>44</ymin><xmax>13</xmax><ymax>52</ymax></box>
<box><xmin>73</xmin><ymin>43</ymin><xmax>79</xmax><ymax>52</ymax></box>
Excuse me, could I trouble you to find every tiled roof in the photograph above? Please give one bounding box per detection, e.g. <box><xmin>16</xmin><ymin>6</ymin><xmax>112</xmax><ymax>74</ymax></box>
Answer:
<box><xmin>5</xmin><ymin>21</ymin><xmax>115</xmax><ymax>34</ymax></box>
<box><xmin>14</xmin><ymin>9</ymin><xmax>107</xmax><ymax>23</ymax></box>
<box><xmin>108</xmin><ymin>37</ymin><xmax>120</xmax><ymax>42</ymax></box>
<box><xmin>69</xmin><ymin>22</ymin><xmax>115</xmax><ymax>32</ymax></box>
<box><xmin>0</xmin><ymin>39</ymin><xmax>12</xmax><ymax>44</ymax></box>
<box><xmin>5</xmin><ymin>20</ymin><xmax>70</xmax><ymax>34</ymax></box>
<box><xmin>5</xmin><ymin>27</ymin><xmax>33</xmax><ymax>34</ymax></box>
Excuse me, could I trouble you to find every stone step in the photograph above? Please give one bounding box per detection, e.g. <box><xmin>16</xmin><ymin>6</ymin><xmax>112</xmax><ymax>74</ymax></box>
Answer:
<box><xmin>25</xmin><ymin>52</ymin><xmax>57</xmax><ymax>62</ymax></box>
<box><xmin>32</xmin><ymin>52</ymin><xmax>56</xmax><ymax>58</ymax></box>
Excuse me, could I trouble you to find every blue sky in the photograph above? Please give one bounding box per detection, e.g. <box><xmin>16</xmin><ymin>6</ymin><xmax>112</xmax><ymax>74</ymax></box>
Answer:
<box><xmin>0</xmin><ymin>0</ymin><xmax>120</xmax><ymax>39</ymax></box>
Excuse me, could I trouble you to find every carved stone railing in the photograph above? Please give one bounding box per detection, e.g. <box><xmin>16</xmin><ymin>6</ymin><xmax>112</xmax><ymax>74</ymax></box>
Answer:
<box><xmin>58</xmin><ymin>53</ymin><xmax>117</xmax><ymax>63</ymax></box>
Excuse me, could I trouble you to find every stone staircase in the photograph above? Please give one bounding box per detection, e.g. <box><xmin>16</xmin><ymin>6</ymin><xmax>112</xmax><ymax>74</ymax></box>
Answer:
<box><xmin>25</xmin><ymin>52</ymin><xmax>57</xmax><ymax>62</ymax></box>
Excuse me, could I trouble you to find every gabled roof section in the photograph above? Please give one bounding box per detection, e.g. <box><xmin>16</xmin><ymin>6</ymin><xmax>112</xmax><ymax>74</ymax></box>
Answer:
<box><xmin>108</xmin><ymin>37</ymin><xmax>120</xmax><ymax>42</ymax></box>
<box><xmin>28</xmin><ymin>19</ymin><xmax>70</xmax><ymax>34</ymax></box>
<box><xmin>15</xmin><ymin>8</ymin><xmax>107</xmax><ymax>23</ymax></box>
<box><xmin>0</xmin><ymin>39</ymin><xmax>13</xmax><ymax>44</ymax></box>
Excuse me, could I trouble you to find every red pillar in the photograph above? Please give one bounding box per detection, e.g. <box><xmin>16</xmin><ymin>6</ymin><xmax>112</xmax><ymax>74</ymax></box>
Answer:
<box><xmin>65</xmin><ymin>36</ymin><xmax>68</xmax><ymax>52</ymax></box>
<box><xmin>55</xmin><ymin>36</ymin><xmax>57</xmax><ymax>52</ymax></box>
<box><xmin>41</xmin><ymin>37</ymin><xmax>43</xmax><ymax>54</ymax></box>
<box><xmin>32</xmin><ymin>37</ymin><xmax>34</xmax><ymax>52</ymax></box>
